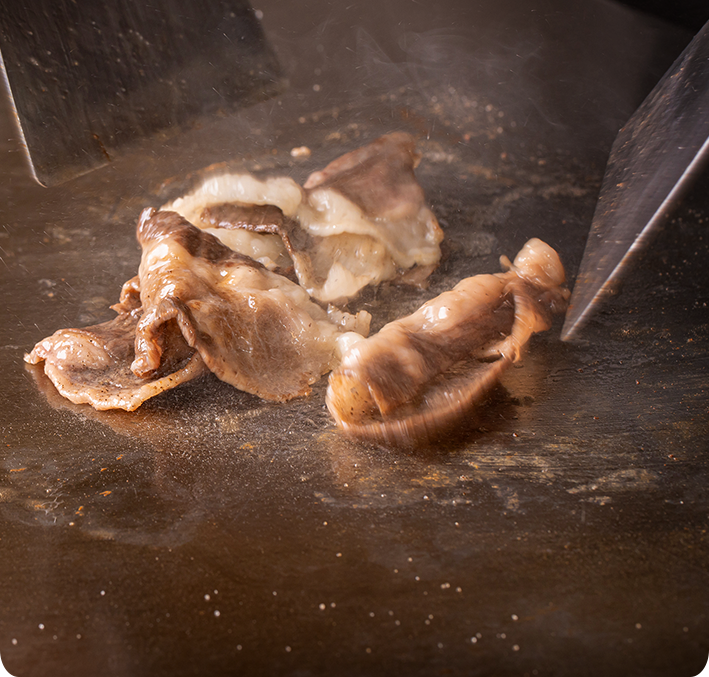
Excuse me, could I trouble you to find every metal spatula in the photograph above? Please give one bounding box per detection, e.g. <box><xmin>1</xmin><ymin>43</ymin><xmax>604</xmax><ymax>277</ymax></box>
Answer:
<box><xmin>0</xmin><ymin>0</ymin><xmax>283</xmax><ymax>186</ymax></box>
<box><xmin>561</xmin><ymin>20</ymin><xmax>709</xmax><ymax>340</ymax></box>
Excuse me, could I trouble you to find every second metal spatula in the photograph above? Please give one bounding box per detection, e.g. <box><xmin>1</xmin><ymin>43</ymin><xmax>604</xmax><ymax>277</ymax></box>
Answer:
<box><xmin>0</xmin><ymin>0</ymin><xmax>283</xmax><ymax>186</ymax></box>
<box><xmin>561</xmin><ymin>20</ymin><xmax>709</xmax><ymax>340</ymax></box>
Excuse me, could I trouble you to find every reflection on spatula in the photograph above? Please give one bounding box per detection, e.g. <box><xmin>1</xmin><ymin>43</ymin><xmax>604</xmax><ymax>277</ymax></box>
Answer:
<box><xmin>0</xmin><ymin>0</ymin><xmax>283</xmax><ymax>186</ymax></box>
<box><xmin>561</xmin><ymin>20</ymin><xmax>709</xmax><ymax>340</ymax></box>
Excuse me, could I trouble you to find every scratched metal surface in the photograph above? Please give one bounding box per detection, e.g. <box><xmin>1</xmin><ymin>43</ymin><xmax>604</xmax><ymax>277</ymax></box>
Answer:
<box><xmin>0</xmin><ymin>1</ymin><xmax>708</xmax><ymax>676</ymax></box>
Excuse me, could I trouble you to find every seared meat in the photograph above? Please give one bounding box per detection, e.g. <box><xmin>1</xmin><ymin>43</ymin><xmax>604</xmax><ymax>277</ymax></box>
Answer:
<box><xmin>325</xmin><ymin>239</ymin><xmax>570</xmax><ymax>445</ymax></box>
<box><xmin>295</xmin><ymin>131</ymin><xmax>443</xmax><ymax>302</ymax></box>
<box><xmin>24</xmin><ymin>288</ymin><xmax>206</xmax><ymax>411</ymax></box>
<box><xmin>163</xmin><ymin>133</ymin><xmax>443</xmax><ymax>304</ymax></box>
<box><xmin>164</xmin><ymin>172</ymin><xmax>301</xmax><ymax>270</ymax></box>
<box><xmin>133</xmin><ymin>208</ymin><xmax>368</xmax><ymax>401</ymax></box>
<box><xmin>25</xmin><ymin>205</ymin><xmax>370</xmax><ymax>411</ymax></box>
<box><xmin>199</xmin><ymin>200</ymin><xmax>310</xmax><ymax>277</ymax></box>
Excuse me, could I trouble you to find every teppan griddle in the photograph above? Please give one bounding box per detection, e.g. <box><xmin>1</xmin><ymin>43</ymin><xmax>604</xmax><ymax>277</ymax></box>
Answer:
<box><xmin>0</xmin><ymin>1</ymin><xmax>707</xmax><ymax>675</ymax></box>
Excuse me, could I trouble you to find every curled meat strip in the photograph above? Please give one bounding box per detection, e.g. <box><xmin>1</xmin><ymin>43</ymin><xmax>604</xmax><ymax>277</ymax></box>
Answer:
<box><xmin>133</xmin><ymin>208</ymin><xmax>368</xmax><ymax>402</ymax></box>
<box><xmin>325</xmin><ymin>239</ymin><xmax>570</xmax><ymax>445</ymax></box>
<box><xmin>24</xmin><ymin>287</ymin><xmax>206</xmax><ymax>411</ymax></box>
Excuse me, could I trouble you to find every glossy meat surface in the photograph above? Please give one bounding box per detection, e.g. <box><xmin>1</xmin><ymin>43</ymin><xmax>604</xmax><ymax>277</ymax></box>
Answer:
<box><xmin>133</xmin><ymin>208</ymin><xmax>368</xmax><ymax>401</ymax></box>
<box><xmin>326</xmin><ymin>239</ymin><xmax>570</xmax><ymax>445</ymax></box>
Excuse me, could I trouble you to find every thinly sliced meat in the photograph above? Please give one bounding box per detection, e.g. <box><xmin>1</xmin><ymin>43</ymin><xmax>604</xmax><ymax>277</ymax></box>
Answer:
<box><xmin>133</xmin><ymin>208</ymin><xmax>369</xmax><ymax>401</ymax></box>
<box><xmin>163</xmin><ymin>133</ymin><xmax>443</xmax><ymax>304</ymax></box>
<box><xmin>24</xmin><ymin>303</ymin><xmax>206</xmax><ymax>412</ymax></box>
<box><xmin>325</xmin><ymin>239</ymin><xmax>570</xmax><ymax>445</ymax></box>
<box><xmin>162</xmin><ymin>173</ymin><xmax>301</xmax><ymax>270</ymax></box>
<box><xmin>297</xmin><ymin>131</ymin><xmax>444</xmax><ymax>299</ymax></box>
<box><xmin>199</xmin><ymin>201</ymin><xmax>305</xmax><ymax>278</ymax></box>
<box><xmin>199</xmin><ymin>201</ymin><xmax>396</xmax><ymax>303</ymax></box>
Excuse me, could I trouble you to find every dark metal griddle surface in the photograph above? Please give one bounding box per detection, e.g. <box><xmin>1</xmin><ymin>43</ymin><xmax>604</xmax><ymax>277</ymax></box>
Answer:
<box><xmin>1</xmin><ymin>1</ymin><xmax>707</xmax><ymax>675</ymax></box>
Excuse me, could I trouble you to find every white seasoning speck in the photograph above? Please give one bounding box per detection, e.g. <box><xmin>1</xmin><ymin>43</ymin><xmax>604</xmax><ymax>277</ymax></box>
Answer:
<box><xmin>285</xmin><ymin>645</ymin><xmax>291</xmax><ymax>652</ymax></box>
<box><xmin>100</xmin><ymin>590</ymin><xmax>105</xmax><ymax>596</ymax></box>
<box><xmin>512</xmin><ymin>614</ymin><xmax>519</xmax><ymax>621</ymax></box>
<box><xmin>471</xmin><ymin>637</ymin><xmax>477</xmax><ymax>644</ymax></box>
<box><xmin>38</xmin><ymin>624</ymin><xmax>44</xmax><ymax>630</ymax></box>
<box><xmin>290</xmin><ymin>146</ymin><xmax>311</xmax><ymax>158</ymax></box>
<box><xmin>204</xmin><ymin>594</ymin><xmax>211</xmax><ymax>601</ymax></box>
<box><xmin>319</xmin><ymin>604</ymin><xmax>326</xmax><ymax>611</ymax></box>
<box><xmin>635</xmin><ymin>623</ymin><xmax>642</xmax><ymax>630</ymax></box>
<box><xmin>214</xmin><ymin>610</ymin><xmax>220</xmax><ymax>617</ymax></box>
<box><xmin>11</xmin><ymin>638</ymin><xmax>17</xmax><ymax>646</ymax></box>
<box><xmin>513</xmin><ymin>644</ymin><xmax>520</xmax><ymax>651</ymax></box>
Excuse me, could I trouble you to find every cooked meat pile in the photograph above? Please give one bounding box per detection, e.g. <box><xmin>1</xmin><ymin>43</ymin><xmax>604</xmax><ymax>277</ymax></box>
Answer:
<box><xmin>326</xmin><ymin>239</ymin><xmax>570</xmax><ymax>445</ymax></box>
<box><xmin>26</xmin><ymin>207</ymin><xmax>369</xmax><ymax>410</ymax></box>
<box><xmin>163</xmin><ymin>132</ymin><xmax>444</xmax><ymax>304</ymax></box>
<box><xmin>26</xmin><ymin>133</ymin><xmax>568</xmax><ymax>445</ymax></box>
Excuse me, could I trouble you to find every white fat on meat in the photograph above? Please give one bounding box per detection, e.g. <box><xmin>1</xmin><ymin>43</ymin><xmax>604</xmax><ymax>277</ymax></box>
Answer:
<box><xmin>161</xmin><ymin>133</ymin><xmax>444</xmax><ymax>304</ymax></box>
<box><xmin>295</xmin><ymin>132</ymin><xmax>444</xmax><ymax>302</ymax></box>
<box><xmin>163</xmin><ymin>173</ymin><xmax>302</xmax><ymax>270</ymax></box>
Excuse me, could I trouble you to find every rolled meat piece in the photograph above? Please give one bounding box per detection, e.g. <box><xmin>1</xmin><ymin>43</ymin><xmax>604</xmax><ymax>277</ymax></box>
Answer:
<box><xmin>325</xmin><ymin>238</ymin><xmax>570</xmax><ymax>445</ymax></box>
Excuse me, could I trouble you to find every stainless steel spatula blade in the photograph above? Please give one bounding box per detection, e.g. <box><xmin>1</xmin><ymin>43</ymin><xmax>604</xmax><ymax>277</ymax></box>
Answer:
<box><xmin>561</xmin><ymin>20</ymin><xmax>709</xmax><ymax>341</ymax></box>
<box><xmin>0</xmin><ymin>0</ymin><xmax>283</xmax><ymax>186</ymax></box>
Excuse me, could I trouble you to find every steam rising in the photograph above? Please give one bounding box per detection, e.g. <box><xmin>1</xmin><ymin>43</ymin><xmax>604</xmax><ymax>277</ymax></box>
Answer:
<box><xmin>257</xmin><ymin>0</ymin><xmax>691</xmax><ymax>161</ymax></box>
